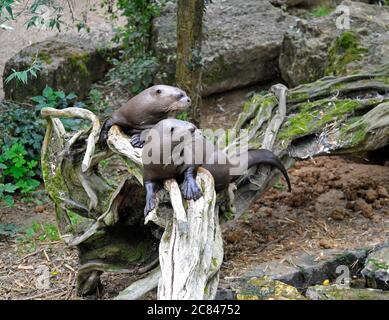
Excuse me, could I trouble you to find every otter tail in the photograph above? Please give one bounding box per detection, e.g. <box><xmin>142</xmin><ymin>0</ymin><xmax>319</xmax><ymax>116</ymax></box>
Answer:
<box><xmin>247</xmin><ymin>149</ymin><xmax>291</xmax><ymax>192</ymax></box>
<box><xmin>99</xmin><ymin>118</ymin><xmax>113</xmax><ymax>149</ymax></box>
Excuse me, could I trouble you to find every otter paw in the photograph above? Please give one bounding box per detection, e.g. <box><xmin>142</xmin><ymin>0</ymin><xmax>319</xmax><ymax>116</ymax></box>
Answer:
<box><xmin>180</xmin><ymin>180</ymin><xmax>202</xmax><ymax>201</ymax></box>
<box><xmin>131</xmin><ymin>134</ymin><xmax>145</xmax><ymax>148</ymax></box>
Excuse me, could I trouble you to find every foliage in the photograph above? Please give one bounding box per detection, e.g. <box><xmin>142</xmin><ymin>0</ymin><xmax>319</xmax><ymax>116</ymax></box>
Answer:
<box><xmin>0</xmin><ymin>143</ymin><xmax>40</xmax><ymax>206</ymax></box>
<box><xmin>86</xmin><ymin>87</ymin><xmax>112</xmax><ymax>117</ymax></box>
<box><xmin>108</xmin><ymin>55</ymin><xmax>159</xmax><ymax>93</ymax></box>
<box><xmin>0</xmin><ymin>183</ymin><xmax>18</xmax><ymax>207</ymax></box>
<box><xmin>31</xmin><ymin>85</ymin><xmax>85</xmax><ymax>131</ymax></box>
<box><xmin>0</xmin><ymin>101</ymin><xmax>45</xmax><ymax>161</ymax></box>
<box><xmin>17</xmin><ymin>221</ymin><xmax>60</xmax><ymax>251</ymax></box>
<box><xmin>0</xmin><ymin>0</ymin><xmax>65</xmax><ymax>30</ymax></box>
<box><xmin>106</xmin><ymin>0</ymin><xmax>167</xmax><ymax>93</ymax></box>
<box><xmin>0</xmin><ymin>87</ymin><xmax>85</xmax><ymax>206</ymax></box>
<box><xmin>308</xmin><ymin>5</ymin><xmax>333</xmax><ymax>17</ymax></box>
<box><xmin>32</xmin><ymin>85</ymin><xmax>78</xmax><ymax>110</ymax></box>
<box><xmin>326</xmin><ymin>31</ymin><xmax>368</xmax><ymax>76</ymax></box>
<box><xmin>4</xmin><ymin>57</ymin><xmax>42</xmax><ymax>85</ymax></box>
<box><xmin>0</xmin><ymin>223</ymin><xmax>19</xmax><ymax>237</ymax></box>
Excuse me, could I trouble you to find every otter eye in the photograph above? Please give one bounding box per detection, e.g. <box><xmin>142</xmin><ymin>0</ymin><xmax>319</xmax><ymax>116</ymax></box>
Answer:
<box><xmin>156</xmin><ymin>89</ymin><xmax>162</xmax><ymax>94</ymax></box>
<box><xmin>170</xmin><ymin>127</ymin><xmax>174</xmax><ymax>133</ymax></box>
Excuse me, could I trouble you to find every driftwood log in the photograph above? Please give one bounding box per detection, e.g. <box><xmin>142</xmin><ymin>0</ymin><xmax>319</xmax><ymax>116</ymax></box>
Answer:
<box><xmin>40</xmin><ymin>64</ymin><xmax>389</xmax><ymax>299</ymax></box>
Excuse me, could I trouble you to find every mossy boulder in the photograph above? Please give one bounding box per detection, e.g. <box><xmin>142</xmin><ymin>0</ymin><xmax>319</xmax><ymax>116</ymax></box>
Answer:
<box><xmin>3</xmin><ymin>32</ymin><xmax>119</xmax><ymax>102</ymax></box>
<box><xmin>279</xmin><ymin>0</ymin><xmax>389</xmax><ymax>87</ymax></box>
<box><xmin>362</xmin><ymin>246</ymin><xmax>389</xmax><ymax>290</ymax></box>
<box><xmin>232</xmin><ymin>276</ymin><xmax>305</xmax><ymax>300</ymax></box>
<box><xmin>306</xmin><ymin>285</ymin><xmax>389</xmax><ymax>300</ymax></box>
<box><xmin>153</xmin><ymin>0</ymin><xmax>297</xmax><ymax>96</ymax></box>
<box><xmin>242</xmin><ymin>249</ymin><xmax>367</xmax><ymax>291</ymax></box>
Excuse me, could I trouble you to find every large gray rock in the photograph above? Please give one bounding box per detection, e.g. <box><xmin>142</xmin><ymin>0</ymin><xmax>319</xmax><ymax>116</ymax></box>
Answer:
<box><xmin>306</xmin><ymin>285</ymin><xmax>389</xmax><ymax>300</ymax></box>
<box><xmin>242</xmin><ymin>249</ymin><xmax>367</xmax><ymax>291</ymax></box>
<box><xmin>362</xmin><ymin>246</ymin><xmax>389</xmax><ymax>290</ymax></box>
<box><xmin>3</xmin><ymin>32</ymin><xmax>118</xmax><ymax>102</ymax></box>
<box><xmin>153</xmin><ymin>0</ymin><xmax>297</xmax><ymax>96</ymax></box>
<box><xmin>279</xmin><ymin>0</ymin><xmax>389</xmax><ymax>87</ymax></box>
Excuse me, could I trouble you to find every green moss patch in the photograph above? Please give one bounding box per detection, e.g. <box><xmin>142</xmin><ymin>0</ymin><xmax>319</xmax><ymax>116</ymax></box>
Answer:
<box><xmin>38</xmin><ymin>51</ymin><xmax>53</xmax><ymax>64</ymax></box>
<box><xmin>68</xmin><ymin>52</ymin><xmax>90</xmax><ymax>76</ymax></box>
<box><xmin>326</xmin><ymin>31</ymin><xmax>368</xmax><ymax>76</ymax></box>
<box><xmin>278</xmin><ymin>98</ymin><xmax>364</xmax><ymax>142</ymax></box>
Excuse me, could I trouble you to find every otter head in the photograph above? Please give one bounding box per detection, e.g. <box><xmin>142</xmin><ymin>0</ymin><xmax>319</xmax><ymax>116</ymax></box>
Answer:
<box><xmin>146</xmin><ymin>85</ymin><xmax>191</xmax><ymax>113</ymax></box>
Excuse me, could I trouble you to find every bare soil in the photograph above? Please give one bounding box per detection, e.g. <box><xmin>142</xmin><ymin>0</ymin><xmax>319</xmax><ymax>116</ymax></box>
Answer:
<box><xmin>222</xmin><ymin>156</ymin><xmax>389</xmax><ymax>278</ymax></box>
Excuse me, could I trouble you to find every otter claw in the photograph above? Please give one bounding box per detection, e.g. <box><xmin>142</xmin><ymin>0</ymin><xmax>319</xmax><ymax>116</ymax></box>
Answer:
<box><xmin>131</xmin><ymin>134</ymin><xmax>145</xmax><ymax>148</ymax></box>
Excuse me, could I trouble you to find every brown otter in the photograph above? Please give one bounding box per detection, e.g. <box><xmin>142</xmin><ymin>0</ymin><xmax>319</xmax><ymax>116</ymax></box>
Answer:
<box><xmin>142</xmin><ymin>119</ymin><xmax>291</xmax><ymax>215</ymax></box>
<box><xmin>99</xmin><ymin>85</ymin><xmax>191</xmax><ymax>148</ymax></box>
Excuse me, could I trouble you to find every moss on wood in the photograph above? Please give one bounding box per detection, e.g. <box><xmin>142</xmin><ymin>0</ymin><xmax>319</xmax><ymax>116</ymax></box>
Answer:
<box><xmin>326</xmin><ymin>31</ymin><xmax>368</xmax><ymax>76</ymax></box>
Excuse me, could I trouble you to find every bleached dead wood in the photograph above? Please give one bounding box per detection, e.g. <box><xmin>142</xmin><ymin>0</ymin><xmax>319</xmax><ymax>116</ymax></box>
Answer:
<box><xmin>40</xmin><ymin>109</ymin><xmax>223</xmax><ymax>300</ymax></box>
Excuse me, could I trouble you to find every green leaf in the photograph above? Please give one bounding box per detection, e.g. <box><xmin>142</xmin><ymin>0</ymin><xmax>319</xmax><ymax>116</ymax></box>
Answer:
<box><xmin>19</xmin><ymin>71</ymin><xmax>28</xmax><ymax>84</ymax></box>
<box><xmin>3</xmin><ymin>183</ymin><xmax>18</xmax><ymax>193</ymax></box>
<box><xmin>4</xmin><ymin>195</ymin><xmax>14</xmax><ymax>207</ymax></box>
<box><xmin>31</xmin><ymin>95</ymin><xmax>45</xmax><ymax>103</ymax></box>
<box><xmin>66</xmin><ymin>92</ymin><xmax>77</xmax><ymax>100</ymax></box>
<box><xmin>43</xmin><ymin>86</ymin><xmax>54</xmax><ymax>97</ymax></box>
<box><xmin>4</xmin><ymin>71</ymin><xmax>17</xmax><ymax>84</ymax></box>
<box><xmin>5</xmin><ymin>5</ymin><xmax>13</xmax><ymax>19</ymax></box>
<box><xmin>55</xmin><ymin>91</ymin><xmax>65</xmax><ymax>99</ymax></box>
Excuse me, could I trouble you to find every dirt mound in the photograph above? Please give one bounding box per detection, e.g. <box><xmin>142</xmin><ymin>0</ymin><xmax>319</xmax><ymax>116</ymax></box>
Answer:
<box><xmin>222</xmin><ymin>156</ymin><xmax>389</xmax><ymax>277</ymax></box>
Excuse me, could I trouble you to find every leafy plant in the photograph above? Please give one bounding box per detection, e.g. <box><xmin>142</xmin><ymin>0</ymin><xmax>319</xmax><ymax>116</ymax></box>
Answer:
<box><xmin>4</xmin><ymin>55</ymin><xmax>42</xmax><ymax>85</ymax></box>
<box><xmin>0</xmin><ymin>100</ymin><xmax>45</xmax><ymax>162</ymax></box>
<box><xmin>0</xmin><ymin>223</ymin><xmax>19</xmax><ymax>237</ymax></box>
<box><xmin>106</xmin><ymin>0</ymin><xmax>167</xmax><ymax>93</ymax></box>
<box><xmin>32</xmin><ymin>85</ymin><xmax>78</xmax><ymax>110</ymax></box>
<box><xmin>17</xmin><ymin>221</ymin><xmax>60</xmax><ymax>251</ymax></box>
<box><xmin>0</xmin><ymin>0</ymin><xmax>14</xmax><ymax>22</ymax></box>
<box><xmin>0</xmin><ymin>183</ymin><xmax>18</xmax><ymax>206</ymax></box>
<box><xmin>0</xmin><ymin>87</ymin><xmax>86</xmax><ymax>206</ymax></box>
<box><xmin>0</xmin><ymin>143</ymin><xmax>40</xmax><ymax>206</ymax></box>
<box><xmin>86</xmin><ymin>87</ymin><xmax>112</xmax><ymax>116</ymax></box>
<box><xmin>308</xmin><ymin>5</ymin><xmax>333</xmax><ymax>17</ymax></box>
<box><xmin>1</xmin><ymin>0</ymin><xmax>65</xmax><ymax>30</ymax></box>
<box><xmin>31</xmin><ymin>85</ymin><xmax>85</xmax><ymax>131</ymax></box>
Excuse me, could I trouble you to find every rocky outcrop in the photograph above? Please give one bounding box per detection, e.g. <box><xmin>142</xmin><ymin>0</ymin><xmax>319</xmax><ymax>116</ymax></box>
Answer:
<box><xmin>306</xmin><ymin>285</ymin><xmax>389</xmax><ymax>300</ymax></box>
<box><xmin>3</xmin><ymin>32</ymin><xmax>118</xmax><ymax>102</ymax></box>
<box><xmin>242</xmin><ymin>249</ymin><xmax>367</xmax><ymax>291</ymax></box>
<box><xmin>215</xmin><ymin>246</ymin><xmax>389</xmax><ymax>300</ymax></box>
<box><xmin>153</xmin><ymin>0</ymin><xmax>296</xmax><ymax>96</ymax></box>
<box><xmin>362</xmin><ymin>246</ymin><xmax>389</xmax><ymax>290</ymax></box>
<box><xmin>279</xmin><ymin>0</ymin><xmax>389</xmax><ymax>87</ymax></box>
<box><xmin>235</xmin><ymin>276</ymin><xmax>306</xmax><ymax>300</ymax></box>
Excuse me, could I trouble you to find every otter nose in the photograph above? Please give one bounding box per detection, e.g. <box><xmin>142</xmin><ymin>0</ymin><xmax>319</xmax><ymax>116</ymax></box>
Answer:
<box><xmin>186</xmin><ymin>97</ymin><xmax>191</xmax><ymax>104</ymax></box>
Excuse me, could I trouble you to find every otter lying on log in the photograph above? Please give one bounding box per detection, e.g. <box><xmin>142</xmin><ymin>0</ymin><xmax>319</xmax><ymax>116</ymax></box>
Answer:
<box><xmin>142</xmin><ymin>119</ymin><xmax>291</xmax><ymax>215</ymax></box>
<box><xmin>99</xmin><ymin>85</ymin><xmax>191</xmax><ymax>148</ymax></box>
